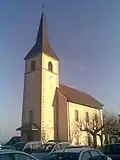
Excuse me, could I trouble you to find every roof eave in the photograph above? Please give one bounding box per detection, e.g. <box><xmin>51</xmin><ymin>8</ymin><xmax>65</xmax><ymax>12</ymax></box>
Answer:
<box><xmin>67</xmin><ymin>99</ymin><xmax>103</xmax><ymax>110</ymax></box>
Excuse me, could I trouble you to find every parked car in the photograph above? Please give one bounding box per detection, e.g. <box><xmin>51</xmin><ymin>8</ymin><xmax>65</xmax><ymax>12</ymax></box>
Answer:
<box><xmin>102</xmin><ymin>143</ymin><xmax>120</xmax><ymax>160</ymax></box>
<box><xmin>0</xmin><ymin>145</ymin><xmax>16</xmax><ymax>150</ymax></box>
<box><xmin>0</xmin><ymin>150</ymin><xmax>37</xmax><ymax>160</ymax></box>
<box><xmin>42</xmin><ymin>148</ymin><xmax>112</xmax><ymax>160</ymax></box>
<box><xmin>14</xmin><ymin>142</ymin><xmax>26</xmax><ymax>151</ymax></box>
<box><xmin>32</xmin><ymin>142</ymin><xmax>71</xmax><ymax>159</ymax></box>
<box><xmin>5</xmin><ymin>136</ymin><xmax>21</xmax><ymax>146</ymax></box>
<box><xmin>14</xmin><ymin>141</ymin><xmax>42</xmax><ymax>154</ymax></box>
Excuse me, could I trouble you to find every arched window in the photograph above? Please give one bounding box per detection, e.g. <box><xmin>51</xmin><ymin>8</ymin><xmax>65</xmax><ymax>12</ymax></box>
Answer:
<box><xmin>75</xmin><ymin>110</ymin><xmax>79</xmax><ymax>121</ymax></box>
<box><xmin>48</xmin><ymin>62</ymin><xmax>53</xmax><ymax>72</ymax></box>
<box><xmin>95</xmin><ymin>113</ymin><xmax>98</xmax><ymax>123</ymax></box>
<box><xmin>31</xmin><ymin>60</ymin><xmax>36</xmax><ymax>72</ymax></box>
<box><xmin>86</xmin><ymin>112</ymin><xmax>89</xmax><ymax>123</ymax></box>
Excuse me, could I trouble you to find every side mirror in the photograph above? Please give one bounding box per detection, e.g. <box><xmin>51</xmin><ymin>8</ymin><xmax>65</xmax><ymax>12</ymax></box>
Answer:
<box><xmin>89</xmin><ymin>155</ymin><xmax>107</xmax><ymax>160</ymax></box>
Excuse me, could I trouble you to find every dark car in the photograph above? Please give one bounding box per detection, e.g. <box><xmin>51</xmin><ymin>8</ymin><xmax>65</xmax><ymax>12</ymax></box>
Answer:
<box><xmin>14</xmin><ymin>142</ymin><xmax>27</xmax><ymax>151</ymax></box>
<box><xmin>41</xmin><ymin>148</ymin><xmax>111</xmax><ymax>160</ymax></box>
<box><xmin>5</xmin><ymin>136</ymin><xmax>21</xmax><ymax>146</ymax></box>
<box><xmin>0</xmin><ymin>145</ymin><xmax>16</xmax><ymax>150</ymax></box>
<box><xmin>103</xmin><ymin>143</ymin><xmax>120</xmax><ymax>160</ymax></box>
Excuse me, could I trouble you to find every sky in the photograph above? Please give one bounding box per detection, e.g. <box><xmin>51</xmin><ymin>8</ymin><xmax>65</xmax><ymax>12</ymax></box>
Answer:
<box><xmin>0</xmin><ymin>0</ymin><xmax>120</xmax><ymax>140</ymax></box>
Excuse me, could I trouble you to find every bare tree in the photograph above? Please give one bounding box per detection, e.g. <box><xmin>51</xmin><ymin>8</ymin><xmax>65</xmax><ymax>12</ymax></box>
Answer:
<box><xmin>69</xmin><ymin>122</ymin><xmax>81</xmax><ymax>145</ymax></box>
<box><xmin>103</xmin><ymin>114</ymin><xmax>120</xmax><ymax>144</ymax></box>
<box><xmin>77</xmin><ymin>113</ymin><xmax>103</xmax><ymax>148</ymax></box>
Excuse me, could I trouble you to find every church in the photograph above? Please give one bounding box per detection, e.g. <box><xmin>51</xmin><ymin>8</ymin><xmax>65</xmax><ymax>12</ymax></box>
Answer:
<box><xmin>17</xmin><ymin>13</ymin><xmax>103</xmax><ymax>145</ymax></box>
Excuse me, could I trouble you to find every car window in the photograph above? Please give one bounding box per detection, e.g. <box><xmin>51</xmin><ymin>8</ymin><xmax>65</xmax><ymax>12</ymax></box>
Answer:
<box><xmin>44</xmin><ymin>144</ymin><xmax>55</xmax><ymax>152</ymax></box>
<box><xmin>59</xmin><ymin>143</ymin><xmax>70</xmax><ymax>149</ymax></box>
<box><xmin>111</xmin><ymin>144</ymin><xmax>120</xmax><ymax>153</ymax></box>
<box><xmin>31</xmin><ymin>143</ymin><xmax>37</xmax><ymax>150</ymax></box>
<box><xmin>90</xmin><ymin>150</ymin><xmax>100</xmax><ymax>157</ymax></box>
<box><xmin>37</xmin><ymin>142</ymin><xmax>42</xmax><ymax>148</ymax></box>
<box><xmin>23</xmin><ymin>144</ymin><xmax>31</xmax><ymax>152</ymax></box>
<box><xmin>53</xmin><ymin>144</ymin><xmax>60</xmax><ymax>151</ymax></box>
<box><xmin>24</xmin><ymin>144</ymin><xmax>31</xmax><ymax>149</ymax></box>
<box><xmin>44</xmin><ymin>153</ymin><xmax>57</xmax><ymax>160</ymax></box>
<box><xmin>103</xmin><ymin>145</ymin><xmax>112</xmax><ymax>154</ymax></box>
<box><xmin>45</xmin><ymin>153</ymin><xmax>79</xmax><ymax>160</ymax></box>
<box><xmin>14</xmin><ymin>142</ymin><xmax>26</xmax><ymax>151</ymax></box>
<box><xmin>0</xmin><ymin>154</ymin><xmax>13</xmax><ymax>160</ymax></box>
<box><xmin>58</xmin><ymin>152</ymin><xmax>79</xmax><ymax>160</ymax></box>
<box><xmin>13</xmin><ymin>153</ymin><xmax>34</xmax><ymax>160</ymax></box>
<box><xmin>81</xmin><ymin>151</ymin><xmax>91</xmax><ymax>160</ymax></box>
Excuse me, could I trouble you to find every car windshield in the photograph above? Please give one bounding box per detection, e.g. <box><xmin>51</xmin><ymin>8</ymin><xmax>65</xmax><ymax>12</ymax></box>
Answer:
<box><xmin>33</xmin><ymin>143</ymin><xmax>55</xmax><ymax>153</ymax></box>
<box><xmin>14</xmin><ymin>142</ymin><xmax>26</xmax><ymax>151</ymax></box>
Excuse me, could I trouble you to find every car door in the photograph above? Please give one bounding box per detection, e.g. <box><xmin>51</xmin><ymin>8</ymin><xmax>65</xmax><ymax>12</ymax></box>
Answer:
<box><xmin>12</xmin><ymin>153</ymin><xmax>36</xmax><ymax>160</ymax></box>
<box><xmin>0</xmin><ymin>153</ymin><xmax>14</xmax><ymax>160</ymax></box>
<box><xmin>44</xmin><ymin>153</ymin><xmax>57</xmax><ymax>160</ymax></box>
<box><xmin>0</xmin><ymin>153</ymin><xmax>36</xmax><ymax>160</ymax></box>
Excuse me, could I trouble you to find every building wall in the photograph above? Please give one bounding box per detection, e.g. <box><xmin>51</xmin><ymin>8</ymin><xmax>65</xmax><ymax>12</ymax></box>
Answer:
<box><xmin>21</xmin><ymin>55</ymin><xmax>42</xmax><ymax>140</ymax></box>
<box><xmin>55</xmin><ymin>90</ymin><xmax>68</xmax><ymax>141</ymax></box>
<box><xmin>41</xmin><ymin>53</ymin><xmax>59</xmax><ymax>140</ymax></box>
<box><xmin>68</xmin><ymin>102</ymin><xmax>103</xmax><ymax>145</ymax></box>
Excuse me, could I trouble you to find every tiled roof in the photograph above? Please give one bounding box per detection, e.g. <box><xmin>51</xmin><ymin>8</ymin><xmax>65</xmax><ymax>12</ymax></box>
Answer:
<box><xmin>24</xmin><ymin>12</ymin><xmax>59</xmax><ymax>61</ymax></box>
<box><xmin>59</xmin><ymin>84</ymin><xmax>103</xmax><ymax>109</ymax></box>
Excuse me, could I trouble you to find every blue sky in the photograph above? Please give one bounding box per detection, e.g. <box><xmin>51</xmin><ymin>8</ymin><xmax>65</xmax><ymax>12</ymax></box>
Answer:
<box><xmin>0</xmin><ymin>0</ymin><xmax>120</xmax><ymax>140</ymax></box>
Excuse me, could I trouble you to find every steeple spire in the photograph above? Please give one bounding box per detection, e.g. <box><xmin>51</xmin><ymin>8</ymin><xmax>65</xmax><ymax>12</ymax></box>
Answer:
<box><xmin>24</xmin><ymin>12</ymin><xmax>59</xmax><ymax>60</ymax></box>
<box><xmin>36</xmin><ymin>12</ymin><xmax>47</xmax><ymax>45</ymax></box>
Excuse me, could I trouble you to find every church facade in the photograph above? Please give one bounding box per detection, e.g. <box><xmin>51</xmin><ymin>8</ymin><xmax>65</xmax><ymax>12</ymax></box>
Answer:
<box><xmin>17</xmin><ymin>13</ymin><xmax>103</xmax><ymax>145</ymax></box>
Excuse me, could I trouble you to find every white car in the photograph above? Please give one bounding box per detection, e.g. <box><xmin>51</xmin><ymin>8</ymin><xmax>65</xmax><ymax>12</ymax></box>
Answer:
<box><xmin>0</xmin><ymin>150</ymin><xmax>38</xmax><ymax>160</ymax></box>
<box><xmin>14</xmin><ymin>141</ymin><xmax>42</xmax><ymax>153</ymax></box>
<box><xmin>32</xmin><ymin>142</ymin><xmax>71</xmax><ymax>159</ymax></box>
<box><xmin>42</xmin><ymin>148</ymin><xmax>112</xmax><ymax>160</ymax></box>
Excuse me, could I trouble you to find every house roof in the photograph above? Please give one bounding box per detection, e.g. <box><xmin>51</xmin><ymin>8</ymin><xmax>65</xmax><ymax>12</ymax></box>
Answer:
<box><xmin>16</xmin><ymin>123</ymin><xmax>40</xmax><ymax>131</ymax></box>
<box><xmin>59</xmin><ymin>84</ymin><xmax>103</xmax><ymax>109</ymax></box>
<box><xmin>24</xmin><ymin>12</ymin><xmax>59</xmax><ymax>61</ymax></box>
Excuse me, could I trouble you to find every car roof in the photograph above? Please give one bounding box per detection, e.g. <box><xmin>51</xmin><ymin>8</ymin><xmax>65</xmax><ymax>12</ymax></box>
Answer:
<box><xmin>47</xmin><ymin>141</ymin><xmax>70</xmax><ymax>144</ymax></box>
<box><xmin>26</xmin><ymin>141</ymin><xmax>42</xmax><ymax>144</ymax></box>
<box><xmin>0</xmin><ymin>150</ymin><xmax>37</xmax><ymax>159</ymax></box>
<box><xmin>66</xmin><ymin>145</ymin><xmax>90</xmax><ymax>148</ymax></box>
<box><xmin>56</xmin><ymin>147</ymin><xmax>99</xmax><ymax>153</ymax></box>
<box><xmin>58</xmin><ymin>142</ymin><xmax>70</xmax><ymax>144</ymax></box>
<box><xmin>54</xmin><ymin>148</ymin><xmax>89</xmax><ymax>153</ymax></box>
<box><xmin>104</xmin><ymin>143</ymin><xmax>120</xmax><ymax>146</ymax></box>
<box><xmin>14</xmin><ymin>141</ymin><xmax>26</xmax><ymax>145</ymax></box>
<box><xmin>0</xmin><ymin>150</ymin><xmax>25</xmax><ymax>154</ymax></box>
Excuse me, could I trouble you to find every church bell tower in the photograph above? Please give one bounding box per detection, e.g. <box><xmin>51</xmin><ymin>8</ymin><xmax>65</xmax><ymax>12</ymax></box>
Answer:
<box><xmin>17</xmin><ymin>13</ymin><xmax>59</xmax><ymax>141</ymax></box>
